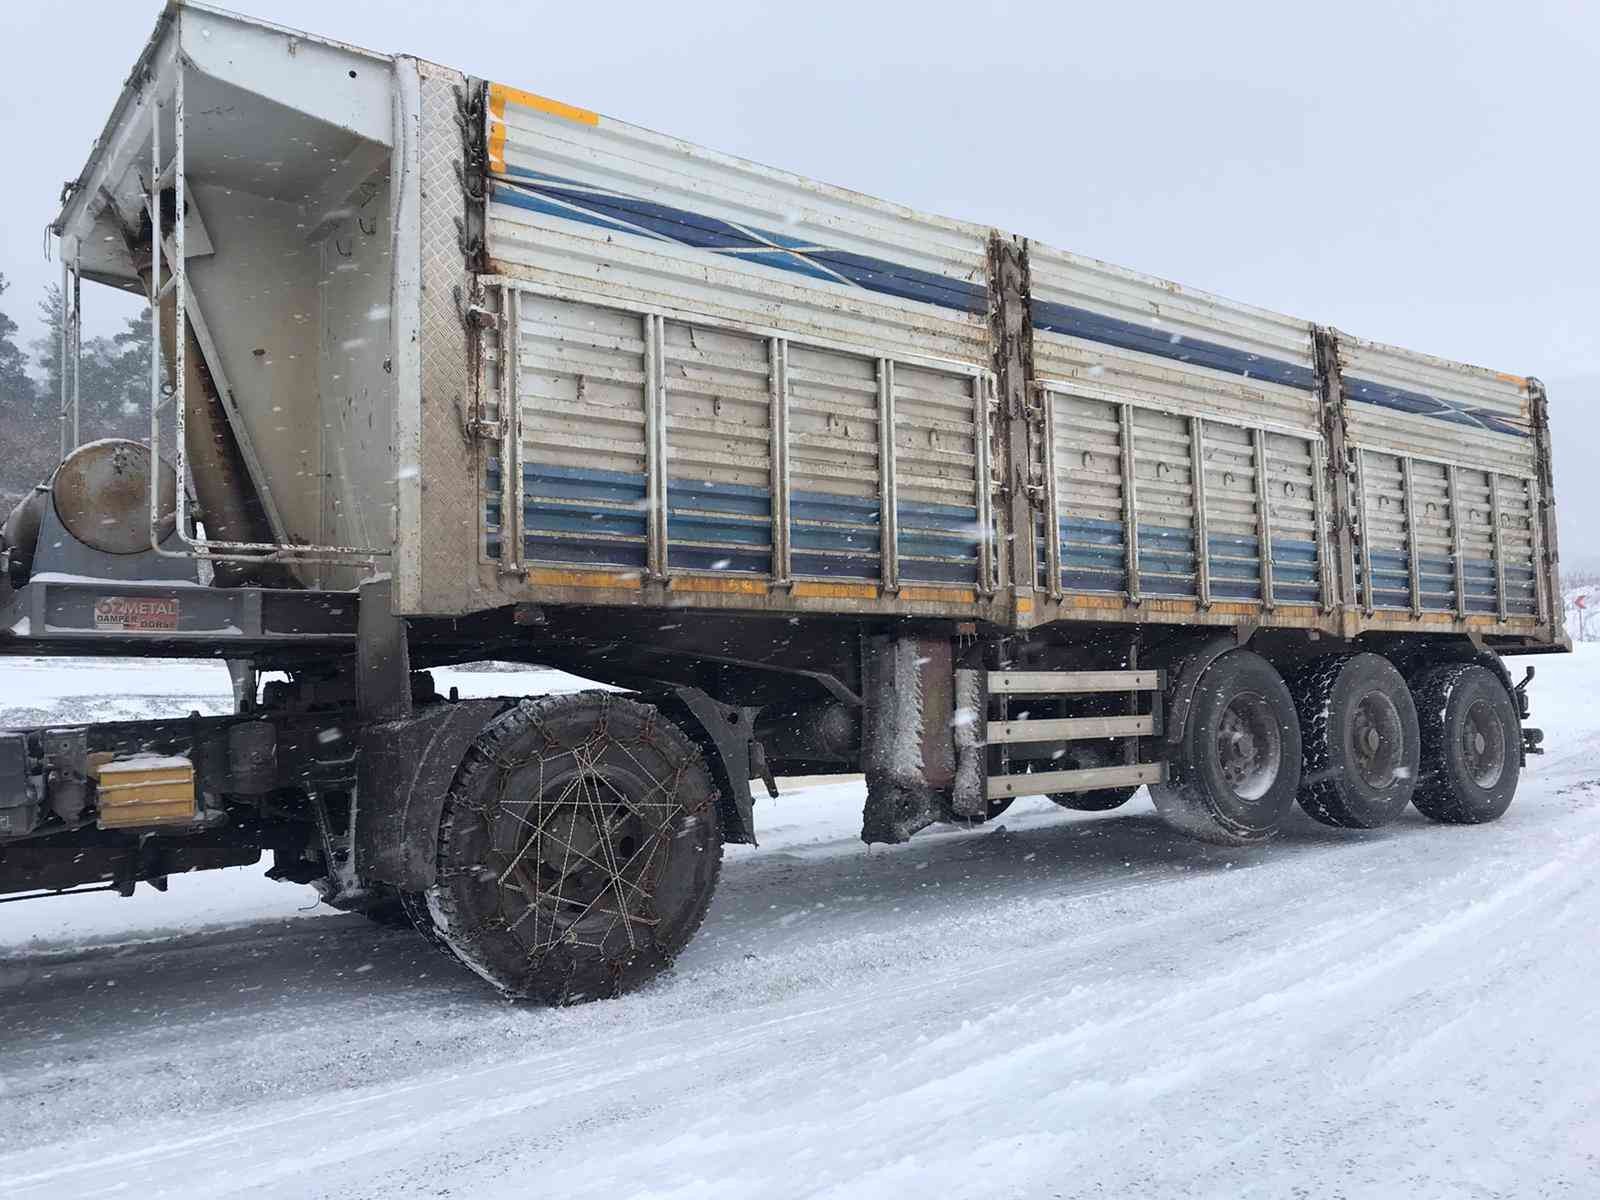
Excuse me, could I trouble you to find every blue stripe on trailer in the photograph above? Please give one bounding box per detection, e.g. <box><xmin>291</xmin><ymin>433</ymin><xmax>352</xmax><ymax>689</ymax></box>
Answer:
<box><xmin>489</xmin><ymin>170</ymin><xmax>1526</xmax><ymax>437</ymax></box>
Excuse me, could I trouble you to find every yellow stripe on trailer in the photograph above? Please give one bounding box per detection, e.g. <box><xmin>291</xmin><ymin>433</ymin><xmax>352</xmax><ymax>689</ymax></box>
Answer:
<box><xmin>488</xmin><ymin>82</ymin><xmax>598</xmax><ymax>174</ymax></box>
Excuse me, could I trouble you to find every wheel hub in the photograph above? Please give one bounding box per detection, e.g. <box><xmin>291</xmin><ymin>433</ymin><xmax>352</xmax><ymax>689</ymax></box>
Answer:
<box><xmin>1214</xmin><ymin>691</ymin><xmax>1282</xmax><ymax>802</ymax></box>
<box><xmin>1349</xmin><ymin>693</ymin><xmax>1404</xmax><ymax>789</ymax></box>
<box><xmin>1461</xmin><ymin>699</ymin><xmax>1506</xmax><ymax>788</ymax></box>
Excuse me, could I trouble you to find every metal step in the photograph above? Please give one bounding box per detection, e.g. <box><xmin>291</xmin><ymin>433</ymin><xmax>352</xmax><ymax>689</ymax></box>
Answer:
<box><xmin>988</xmin><ymin>713</ymin><xmax>1155</xmax><ymax>744</ymax></box>
<box><xmin>987</xmin><ymin>762</ymin><xmax>1165</xmax><ymax>799</ymax></box>
<box><xmin>979</xmin><ymin>666</ymin><xmax>1167</xmax><ymax>803</ymax></box>
<box><xmin>987</xmin><ymin>669</ymin><xmax>1160</xmax><ymax>695</ymax></box>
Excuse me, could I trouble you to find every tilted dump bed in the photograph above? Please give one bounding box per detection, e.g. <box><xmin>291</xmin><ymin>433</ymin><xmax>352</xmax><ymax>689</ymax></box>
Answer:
<box><xmin>52</xmin><ymin>2</ymin><xmax>1564</xmax><ymax>651</ymax></box>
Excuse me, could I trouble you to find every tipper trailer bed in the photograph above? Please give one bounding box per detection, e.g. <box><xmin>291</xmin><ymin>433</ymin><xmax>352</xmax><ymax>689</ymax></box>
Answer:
<box><xmin>1</xmin><ymin>2</ymin><xmax>1564</xmax><ymax>1002</ymax></box>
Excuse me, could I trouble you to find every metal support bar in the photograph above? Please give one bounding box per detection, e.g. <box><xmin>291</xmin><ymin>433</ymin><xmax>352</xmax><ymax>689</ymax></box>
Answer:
<box><xmin>769</xmin><ymin>336</ymin><xmax>792</xmax><ymax>587</ymax></box>
<box><xmin>974</xmin><ymin>374</ymin><xmax>996</xmax><ymax>595</ymax></box>
<box><xmin>988</xmin><ymin>669</ymin><xmax>1160</xmax><ymax>694</ymax></box>
<box><xmin>877</xmin><ymin>357</ymin><xmax>899</xmax><ymax>593</ymax></box>
<box><xmin>1401</xmin><ymin>455</ymin><xmax>1422</xmax><ymax>617</ymax></box>
<box><xmin>1527</xmin><ymin>378</ymin><xmax>1562</xmax><ymax>630</ymax></box>
<box><xmin>988</xmin><ymin>714</ymin><xmax>1155</xmax><ymax>743</ymax></box>
<box><xmin>1313</xmin><ymin>327</ymin><xmax>1357</xmax><ymax>613</ymax></box>
<box><xmin>1311</xmin><ymin>439</ymin><xmax>1334</xmax><ymax>612</ymax></box>
<box><xmin>987</xmin><ymin>762</ymin><xmax>1164</xmax><ymax>800</ymax></box>
<box><xmin>1447</xmin><ymin>464</ymin><xmax>1467</xmax><ymax>619</ymax></box>
<box><xmin>1040</xmin><ymin>386</ymin><xmax>1063</xmax><ymax>601</ymax></box>
<box><xmin>498</xmin><ymin>288</ymin><xmax>523</xmax><ymax>572</ymax></box>
<box><xmin>1252</xmin><ymin>426</ymin><xmax>1275</xmax><ymax>609</ymax></box>
<box><xmin>1355</xmin><ymin>449</ymin><xmax>1375</xmax><ymax>614</ymax></box>
<box><xmin>1528</xmin><ymin>476</ymin><xmax>1549</xmax><ymax>623</ymax></box>
<box><xmin>644</xmin><ymin>312</ymin><xmax>668</xmax><ymax>581</ymax></box>
<box><xmin>1190</xmin><ymin>415</ymin><xmax>1211</xmax><ymax>608</ymax></box>
<box><xmin>1120</xmin><ymin>403</ymin><xmax>1139</xmax><ymax>603</ymax></box>
<box><xmin>998</xmin><ymin>376</ymin><xmax>1024</xmax><ymax>601</ymax></box>
<box><xmin>1489</xmin><ymin>471</ymin><xmax>1508</xmax><ymax>621</ymax></box>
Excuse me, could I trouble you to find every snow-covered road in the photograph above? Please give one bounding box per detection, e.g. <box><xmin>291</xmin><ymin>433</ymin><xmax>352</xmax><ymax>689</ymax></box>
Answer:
<box><xmin>1</xmin><ymin>650</ymin><xmax>1597</xmax><ymax>1198</ymax></box>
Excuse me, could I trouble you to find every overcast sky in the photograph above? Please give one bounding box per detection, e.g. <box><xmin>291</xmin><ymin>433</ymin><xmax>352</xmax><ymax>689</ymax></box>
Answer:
<box><xmin>3</xmin><ymin>0</ymin><xmax>1596</xmax><ymax>566</ymax></box>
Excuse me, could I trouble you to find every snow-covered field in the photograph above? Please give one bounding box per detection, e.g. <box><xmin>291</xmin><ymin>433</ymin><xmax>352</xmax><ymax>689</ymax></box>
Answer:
<box><xmin>1</xmin><ymin>648</ymin><xmax>1597</xmax><ymax>1198</ymax></box>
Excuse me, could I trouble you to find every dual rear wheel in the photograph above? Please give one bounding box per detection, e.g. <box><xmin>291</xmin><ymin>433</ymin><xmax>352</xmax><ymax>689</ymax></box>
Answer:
<box><xmin>1151</xmin><ymin>650</ymin><xmax>1520</xmax><ymax>846</ymax></box>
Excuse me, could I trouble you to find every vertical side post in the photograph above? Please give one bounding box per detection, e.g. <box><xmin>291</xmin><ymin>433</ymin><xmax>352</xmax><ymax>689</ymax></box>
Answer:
<box><xmin>1489</xmin><ymin>471</ymin><xmax>1508</xmax><ymax>621</ymax></box>
<box><xmin>1313</xmin><ymin>327</ymin><xmax>1357</xmax><ymax>614</ymax></box>
<box><xmin>1401</xmin><ymin>456</ymin><xmax>1422</xmax><ymax>617</ymax></box>
<box><xmin>1120</xmin><ymin>403</ymin><xmax>1140</xmax><ymax>604</ymax></box>
<box><xmin>1040</xmin><ymin>385</ymin><xmax>1062</xmax><ymax>601</ymax></box>
<box><xmin>1527</xmin><ymin>476</ymin><xmax>1549</xmax><ymax>624</ymax></box>
<box><xmin>974</xmin><ymin>372</ymin><xmax>996</xmax><ymax>596</ymax></box>
<box><xmin>1355</xmin><ymin>450</ymin><xmax>1375</xmax><ymax>614</ymax></box>
<box><xmin>1528</xmin><ymin>378</ymin><xmax>1562</xmax><ymax>634</ymax></box>
<box><xmin>644</xmin><ymin>313</ymin><xmax>668</xmax><ymax>581</ymax></box>
<box><xmin>502</xmin><ymin>288</ymin><xmax>523</xmax><ymax>572</ymax></box>
<box><xmin>768</xmin><ymin>336</ymin><xmax>792</xmax><ymax>587</ymax></box>
<box><xmin>1252</xmin><ymin>426</ymin><xmax>1274</xmax><ymax>610</ymax></box>
<box><xmin>1446</xmin><ymin>464</ymin><xmax>1467</xmax><ymax>619</ymax></box>
<box><xmin>1190</xmin><ymin>415</ymin><xmax>1211</xmax><ymax>608</ymax></box>
<box><xmin>988</xmin><ymin>234</ymin><xmax>1037</xmax><ymax>608</ymax></box>
<box><xmin>1311</xmin><ymin>439</ymin><xmax>1334</xmax><ymax>612</ymax></box>
<box><xmin>877</xmin><ymin>357</ymin><xmax>899</xmax><ymax>593</ymax></box>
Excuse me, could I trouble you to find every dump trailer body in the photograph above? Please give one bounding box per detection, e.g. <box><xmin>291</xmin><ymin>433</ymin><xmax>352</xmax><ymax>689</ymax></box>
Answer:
<box><xmin>9</xmin><ymin>2</ymin><xmax>1563</xmax><ymax>1002</ymax></box>
<box><xmin>48</xmin><ymin>3</ymin><xmax>1564</xmax><ymax>653</ymax></box>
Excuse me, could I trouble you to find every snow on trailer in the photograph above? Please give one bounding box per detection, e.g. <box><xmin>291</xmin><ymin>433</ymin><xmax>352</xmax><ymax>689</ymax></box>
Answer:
<box><xmin>0</xmin><ymin>0</ymin><xmax>1567</xmax><ymax>1004</ymax></box>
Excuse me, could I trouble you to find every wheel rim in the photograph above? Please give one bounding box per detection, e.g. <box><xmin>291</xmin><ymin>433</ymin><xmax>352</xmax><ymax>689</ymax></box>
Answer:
<box><xmin>489</xmin><ymin>737</ymin><xmax>690</xmax><ymax>967</ymax></box>
<box><xmin>1215</xmin><ymin>690</ymin><xmax>1282</xmax><ymax>801</ymax></box>
<box><xmin>1460</xmin><ymin>698</ymin><xmax>1506</xmax><ymax>788</ymax></box>
<box><xmin>1349</xmin><ymin>692</ymin><xmax>1404</xmax><ymax>788</ymax></box>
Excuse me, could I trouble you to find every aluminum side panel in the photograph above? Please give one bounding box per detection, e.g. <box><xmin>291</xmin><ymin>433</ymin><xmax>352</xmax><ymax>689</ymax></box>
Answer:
<box><xmin>1028</xmin><ymin>241</ymin><xmax>1321</xmax><ymax>437</ymax></box>
<box><xmin>482</xmin><ymin>84</ymin><xmax>990</xmax><ymax>371</ymax></box>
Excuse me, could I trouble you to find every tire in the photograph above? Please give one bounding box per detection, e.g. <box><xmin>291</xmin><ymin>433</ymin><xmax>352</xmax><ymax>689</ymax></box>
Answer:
<box><xmin>1290</xmin><ymin>653</ymin><xmax>1419</xmax><ymax>829</ymax></box>
<box><xmin>1150</xmin><ymin>650</ymin><xmax>1302</xmax><ymax>846</ymax></box>
<box><xmin>427</xmin><ymin>692</ymin><xmax>724</xmax><ymax>1004</ymax></box>
<box><xmin>1049</xmin><ymin>786</ymin><xmax>1138</xmax><ymax>812</ymax></box>
<box><xmin>1410</xmin><ymin>664</ymin><xmax>1521</xmax><ymax>824</ymax></box>
<box><xmin>354</xmin><ymin>885</ymin><xmax>416</xmax><ymax>930</ymax></box>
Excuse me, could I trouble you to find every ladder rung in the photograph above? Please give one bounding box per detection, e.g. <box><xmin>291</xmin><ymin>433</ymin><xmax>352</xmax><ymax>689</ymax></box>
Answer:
<box><xmin>986</xmin><ymin>762</ymin><xmax>1164</xmax><ymax>799</ymax></box>
<box><xmin>988</xmin><ymin>669</ymin><xmax>1159</xmax><ymax>695</ymax></box>
<box><xmin>988</xmin><ymin>714</ymin><xmax>1154</xmax><ymax>744</ymax></box>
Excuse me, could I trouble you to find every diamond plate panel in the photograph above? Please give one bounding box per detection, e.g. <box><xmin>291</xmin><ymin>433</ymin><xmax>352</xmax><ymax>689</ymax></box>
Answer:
<box><xmin>415</xmin><ymin>61</ymin><xmax>493</xmax><ymax>615</ymax></box>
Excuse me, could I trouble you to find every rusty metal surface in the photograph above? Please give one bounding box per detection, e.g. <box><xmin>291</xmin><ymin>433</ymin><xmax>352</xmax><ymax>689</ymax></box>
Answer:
<box><xmin>52</xmin><ymin>440</ymin><xmax>177</xmax><ymax>556</ymax></box>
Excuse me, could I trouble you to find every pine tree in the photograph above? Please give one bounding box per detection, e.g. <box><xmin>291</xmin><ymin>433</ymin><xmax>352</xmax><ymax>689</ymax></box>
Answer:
<box><xmin>33</xmin><ymin>286</ymin><xmax>164</xmax><ymax>452</ymax></box>
<box><xmin>0</xmin><ymin>275</ymin><xmax>52</xmax><ymax>503</ymax></box>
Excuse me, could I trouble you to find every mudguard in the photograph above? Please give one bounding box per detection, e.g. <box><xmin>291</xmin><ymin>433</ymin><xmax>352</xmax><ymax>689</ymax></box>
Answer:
<box><xmin>353</xmin><ymin>699</ymin><xmax>509</xmax><ymax>892</ymax></box>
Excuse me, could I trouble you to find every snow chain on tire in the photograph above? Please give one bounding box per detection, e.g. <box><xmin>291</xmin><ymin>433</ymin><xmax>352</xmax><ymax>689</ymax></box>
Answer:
<box><xmin>425</xmin><ymin>692</ymin><xmax>724</xmax><ymax>1004</ymax></box>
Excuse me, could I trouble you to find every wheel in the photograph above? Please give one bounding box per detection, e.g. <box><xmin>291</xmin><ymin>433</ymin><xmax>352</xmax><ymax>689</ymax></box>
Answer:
<box><xmin>1049</xmin><ymin>786</ymin><xmax>1138</xmax><ymax>812</ymax></box>
<box><xmin>1410</xmin><ymin>664</ymin><xmax>1520</xmax><ymax>824</ymax></box>
<box><xmin>426</xmin><ymin>692</ymin><xmax>724</xmax><ymax>1004</ymax></box>
<box><xmin>1289</xmin><ymin>653</ymin><xmax>1419</xmax><ymax>829</ymax></box>
<box><xmin>1150</xmin><ymin>650</ymin><xmax>1302</xmax><ymax>846</ymax></box>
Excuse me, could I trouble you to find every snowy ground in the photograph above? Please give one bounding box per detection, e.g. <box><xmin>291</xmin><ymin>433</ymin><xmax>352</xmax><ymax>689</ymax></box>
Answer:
<box><xmin>1</xmin><ymin>649</ymin><xmax>1598</xmax><ymax>1198</ymax></box>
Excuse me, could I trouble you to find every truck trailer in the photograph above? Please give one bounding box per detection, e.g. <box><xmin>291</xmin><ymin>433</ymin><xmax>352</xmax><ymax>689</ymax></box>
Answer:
<box><xmin>3</xmin><ymin>2</ymin><xmax>1565</xmax><ymax>1003</ymax></box>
